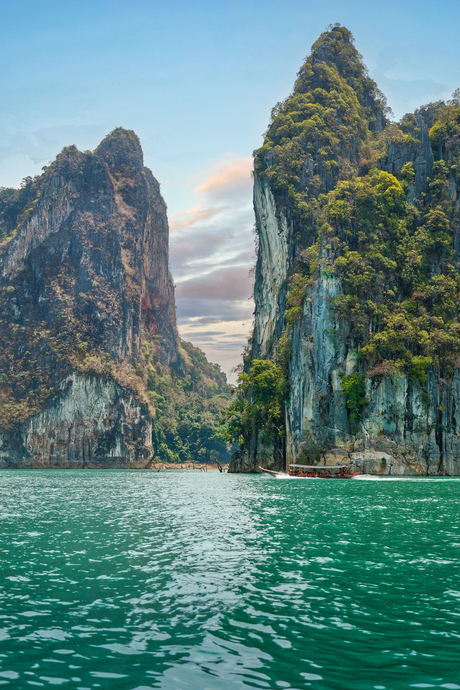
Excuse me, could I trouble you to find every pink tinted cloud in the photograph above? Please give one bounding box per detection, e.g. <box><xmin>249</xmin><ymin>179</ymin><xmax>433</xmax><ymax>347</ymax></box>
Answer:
<box><xmin>169</xmin><ymin>205</ymin><xmax>219</xmax><ymax>231</ymax></box>
<box><xmin>177</xmin><ymin>296</ymin><xmax>253</xmax><ymax>322</ymax></box>
<box><xmin>195</xmin><ymin>157</ymin><xmax>252</xmax><ymax>194</ymax></box>
<box><xmin>170</xmin><ymin>154</ymin><xmax>255</xmax><ymax>378</ymax></box>
<box><xmin>175</xmin><ymin>265</ymin><xmax>253</xmax><ymax>301</ymax></box>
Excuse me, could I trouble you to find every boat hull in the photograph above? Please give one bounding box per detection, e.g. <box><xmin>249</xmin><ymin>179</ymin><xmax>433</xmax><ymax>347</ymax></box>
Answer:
<box><xmin>259</xmin><ymin>467</ymin><xmax>290</xmax><ymax>478</ymax></box>
<box><xmin>259</xmin><ymin>466</ymin><xmax>360</xmax><ymax>479</ymax></box>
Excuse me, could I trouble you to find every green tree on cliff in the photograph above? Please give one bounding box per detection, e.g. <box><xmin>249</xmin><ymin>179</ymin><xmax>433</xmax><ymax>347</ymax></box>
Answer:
<box><xmin>221</xmin><ymin>360</ymin><xmax>286</xmax><ymax>446</ymax></box>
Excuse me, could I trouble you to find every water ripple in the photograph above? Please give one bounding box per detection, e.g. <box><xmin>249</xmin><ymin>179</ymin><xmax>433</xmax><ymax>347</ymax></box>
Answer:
<box><xmin>1</xmin><ymin>471</ymin><xmax>460</xmax><ymax>688</ymax></box>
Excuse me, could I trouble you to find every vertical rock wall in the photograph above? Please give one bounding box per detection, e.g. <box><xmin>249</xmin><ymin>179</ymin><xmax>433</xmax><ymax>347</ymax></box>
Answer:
<box><xmin>230</xmin><ymin>126</ymin><xmax>460</xmax><ymax>476</ymax></box>
<box><xmin>0</xmin><ymin>129</ymin><xmax>182</xmax><ymax>467</ymax></box>
<box><xmin>0</xmin><ymin>373</ymin><xmax>152</xmax><ymax>468</ymax></box>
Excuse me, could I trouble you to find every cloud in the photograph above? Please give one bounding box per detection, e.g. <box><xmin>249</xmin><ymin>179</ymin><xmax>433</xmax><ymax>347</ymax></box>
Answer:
<box><xmin>178</xmin><ymin>310</ymin><xmax>254</xmax><ymax>384</ymax></box>
<box><xmin>169</xmin><ymin>154</ymin><xmax>255</xmax><ymax>379</ymax></box>
<box><xmin>169</xmin><ymin>205</ymin><xmax>219</xmax><ymax>231</ymax></box>
<box><xmin>170</xmin><ymin>226</ymin><xmax>237</xmax><ymax>278</ymax></box>
<box><xmin>177</xmin><ymin>297</ymin><xmax>253</xmax><ymax>323</ymax></box>
<box><xmin>373</xmin><ymin>47</ymin><xmax>450</xmax><ymax>119</ymax></box>
<box><xmin>195</xmin><ymin>157</ymin><xmax>252</xmax><ymax>194</ymax></box>
<box><xmin>175</xmin><ymin>266</ymin><xmax>253</xmax><ymax>301</ymax></box>
<box><xmin>189</xmin><ymin>317</ymin><xmax>222</xmax><ymax>325</ymax></box>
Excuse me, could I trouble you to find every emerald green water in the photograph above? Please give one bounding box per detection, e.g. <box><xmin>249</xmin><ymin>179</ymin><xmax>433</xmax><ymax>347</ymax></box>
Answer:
<box><xmin>1</xmin><ymin>472</ymin><xmax>460</xmax><ymax>690</ymax></box>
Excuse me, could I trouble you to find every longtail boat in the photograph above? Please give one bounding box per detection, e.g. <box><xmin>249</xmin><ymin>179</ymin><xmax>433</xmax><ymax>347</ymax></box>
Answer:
<box><xmin>260</xmin><ymin>464</ymin><xmax>359</xmax><ymax>478</ymax></box>
<box><xmin>259</xmin><ymin>467</ymin><xmax>290</xmax><ymax>478</ymax></box>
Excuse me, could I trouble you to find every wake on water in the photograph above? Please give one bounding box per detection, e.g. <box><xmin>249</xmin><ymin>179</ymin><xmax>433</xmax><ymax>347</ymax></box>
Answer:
<box><xmin>353</xmin><ymin>474</ymin><xmax>460</xmax><ymax>481</ymax></box>
<box><xmin>264</xmin><ymin>473</ymin><xmax>460</xmax><ymax>482</ymax></box>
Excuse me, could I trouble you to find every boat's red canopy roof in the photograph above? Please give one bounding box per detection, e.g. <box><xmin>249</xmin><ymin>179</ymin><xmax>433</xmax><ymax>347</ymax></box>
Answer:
<box><xmin>289</xmin><ymin>464</ymin><xmax>348</xmax><ymax>470</ymax></box>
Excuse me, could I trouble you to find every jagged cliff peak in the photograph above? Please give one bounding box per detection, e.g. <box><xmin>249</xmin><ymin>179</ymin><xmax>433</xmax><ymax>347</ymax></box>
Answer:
<box><xmin>96</xmin><ymin>127</ymin><xmax>145</xmax><ymax>175</ymax></box>
<box><xmin>37</xmin><ymin>128</ymin><xmax>145</xmax><ymax>180</ymax></box>
<box><xmin>255</xmin><ymin>26</ymin><xmax>390</xmax><ymax>216</ymax></box>
<box><xmin>0</xmin><ymin>130</ymin><xmax>230</xmax><ymax>468</ymax></box>
<box><xmin>1</xmin><ymin>128</ymin><xmax>178</xmax><ymax>362</ymax></box>
<box><xmin>295</xmin><ymin>25</ymin><xmax>388</xmax><ymax>128</ymax></box>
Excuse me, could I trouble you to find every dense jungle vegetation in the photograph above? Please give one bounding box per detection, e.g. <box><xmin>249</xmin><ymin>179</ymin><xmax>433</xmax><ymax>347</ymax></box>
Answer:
<box><xmin>148</xmin><ymin>341</ymin><xmax>230</xmax><ymax>464</ymax></box>
<box><xmin>223</xmin><ymin>24</ymin><xmax>460</xmax><ymax>447</ymax></box>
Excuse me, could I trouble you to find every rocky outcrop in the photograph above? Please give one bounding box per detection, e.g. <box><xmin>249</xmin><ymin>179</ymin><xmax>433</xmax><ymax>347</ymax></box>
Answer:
<box><xmin>0</xmin><ymin>373</ymin><xmax>152</xmax><ymax>468</ymax></box>
<box><xmin>229</xmin><ymin>26</ymin><xmax>460</xmax><ymax>475</ymax></box>
<box><xmin>252</xmin><ymin>174</ymin><xmax>292</xmax><ymax>355</ymax></box>
<box><xmin>0</xmin><ymin>129</ymin><xmax>228</xmax><ymax>467</ymax></box>
<box><xmin>381</xmin><ymin>115</ymin><xmax>434</xmax><ymax>198</ymax></box>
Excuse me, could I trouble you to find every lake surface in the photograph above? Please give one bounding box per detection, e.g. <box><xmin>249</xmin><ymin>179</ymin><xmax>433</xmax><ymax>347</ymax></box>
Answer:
<box><xmin>1</xmin><ymin>471</ymin><xmax>460</xmax><ymax>690</ymax></box>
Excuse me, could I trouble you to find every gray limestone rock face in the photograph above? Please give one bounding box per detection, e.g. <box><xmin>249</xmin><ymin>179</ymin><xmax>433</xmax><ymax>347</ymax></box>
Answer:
<box><xmin>0</xmin><ymin>129</ymin><xmax>181</xmax><ymax>467</ymax></box>
<box><xmin>252</xmin><ymin>174</ymin><xmax>292</xmax><ymax>357</ymax></box>
<box><xmin>0</xmin><ymin>373</ymin><xmax>152</xmax><ymax>468</ymax></box>
<box><xmin>229</xmin><ymin>116</ymin><xmax>460</xmax><ymax>476</ymax></box>
<box><xmin>381</xmin><ymin>115</ymin><xmax>434</xmax><ymax>199</ymax></box>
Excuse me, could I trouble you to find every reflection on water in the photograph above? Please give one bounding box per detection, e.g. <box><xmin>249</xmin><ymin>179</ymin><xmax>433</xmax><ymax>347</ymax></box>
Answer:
<box><xmin>1</xmin><ymin>470</ymin><xmax>460</xmax><ymax>689</ymax></box>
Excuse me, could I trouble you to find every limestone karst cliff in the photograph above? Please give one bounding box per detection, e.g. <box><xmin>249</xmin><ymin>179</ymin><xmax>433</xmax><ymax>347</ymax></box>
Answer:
<box><xmin>228</xmin><ymin>25</ymin><xmax>460</xmax><ymax>475</ymax></box>
<box><xmin>0</xmin><ymin>128</ymin><xmax>229</xmax><ymax>467</ymax></box>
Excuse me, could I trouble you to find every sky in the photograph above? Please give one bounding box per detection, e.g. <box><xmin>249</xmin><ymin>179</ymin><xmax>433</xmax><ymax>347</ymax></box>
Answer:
<box><xmin>1</xmin><ymin>0</ymin><xmax>459</xmax><ymax>382</ymax></box>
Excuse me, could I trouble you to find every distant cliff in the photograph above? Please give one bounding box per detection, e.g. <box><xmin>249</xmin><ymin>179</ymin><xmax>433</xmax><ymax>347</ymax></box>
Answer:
<box><xmin>0</xmin><ymin>128</ymin><xmax>229</xmax><ymax>468</ymax></box>
<box><xmin>228</xmin><ymin>25</ymin><xmax>460</xmax><ymax>475</ymax></box>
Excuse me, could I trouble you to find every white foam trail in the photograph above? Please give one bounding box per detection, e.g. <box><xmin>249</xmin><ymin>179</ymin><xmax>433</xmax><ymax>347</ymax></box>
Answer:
<box><xmin>352</xmin><ymin>474</ymin><xmax>460</xmax><ymax>482</ymax></box>
<box><xmin>266</xmin><ymin>474</ymin><xmax>316</xmax><ymax>480</ymax></box>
